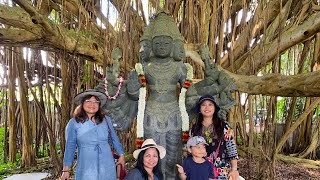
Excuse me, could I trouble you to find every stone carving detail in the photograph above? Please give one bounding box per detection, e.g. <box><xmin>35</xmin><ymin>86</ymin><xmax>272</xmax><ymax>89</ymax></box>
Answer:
<box><xmin>95</xmin><ymin>11</ymin><xmax>236</xmax><ymax>179</ymax></box>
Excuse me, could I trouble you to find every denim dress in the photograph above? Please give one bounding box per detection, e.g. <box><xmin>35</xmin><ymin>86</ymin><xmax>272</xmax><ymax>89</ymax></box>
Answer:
<box><xmin>63</xmin><ymin>116</ymin><xmax>124</xmax><ymax>180</ymax></box>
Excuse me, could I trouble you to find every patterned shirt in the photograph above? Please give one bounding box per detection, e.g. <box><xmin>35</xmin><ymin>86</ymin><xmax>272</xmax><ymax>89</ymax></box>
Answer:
<box><xmin>191</xmin><ymin>121</ymin><xmax>238</xmax><ymax>179</ymax></box>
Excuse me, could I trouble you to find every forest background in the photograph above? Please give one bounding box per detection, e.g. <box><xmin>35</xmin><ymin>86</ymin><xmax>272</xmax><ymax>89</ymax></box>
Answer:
<box><xmin>0</xmin><ymin>0</ymin><xmax>320</xmax><ymax>179</ymax></box>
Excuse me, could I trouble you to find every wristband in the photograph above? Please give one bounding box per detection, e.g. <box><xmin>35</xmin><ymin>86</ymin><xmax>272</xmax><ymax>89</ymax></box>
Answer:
<box><xmin>231</xmin><ymin>167</ymin><xmax>238</xmax><ymax>171</ymax></box>
<box><xmin>62</xmin><ymin>170</ymin><xmax>70</xmax><ymax>172</ymax></box>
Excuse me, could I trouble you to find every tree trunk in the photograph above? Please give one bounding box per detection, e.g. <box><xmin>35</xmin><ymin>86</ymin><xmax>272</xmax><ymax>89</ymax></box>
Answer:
<box><xmin>60</xmin><ymin>55</ymin><xmax>72</xmax><ymax>161</ymax></box>
<box><xmin>7</xmin><ymin>47</ymin><xmax>17</xmax><ymax>163</ymax></box>
<box><xmin>16</xmin><ymin>47</ymin><xmax>35</xmax><ymax>167</ymax></box>
<box><xmin>298</xmin><ymin>117</ymin><xmax>320</xmax><ymax>159</ymax></box>
<box><xmin>3</xmin><ymin>82</ymin><xmax>9</xmax><ymax>163</ymax></box>
<box><xmin>275</xmin><ymin>97</ymin><xmax>320</xmax><ymax>155</ymax></box>
<box><xmin>248</xmin><ymin>95</ymin><xmax>254</xmax><ymax>148</ymax></box>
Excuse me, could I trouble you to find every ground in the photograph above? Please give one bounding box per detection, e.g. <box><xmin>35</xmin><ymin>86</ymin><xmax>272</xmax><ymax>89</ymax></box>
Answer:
<box><xmin>14</xmin><ymin>155</ymin><xmax>319</xmax><ymax>179</ymax></box>
<box><xmin>123</xmin><ymin>156</ymin><xmax>320</xmax><ymax>180</ymax></box>
<box><xmin>237</xmin><ymin>157</ymin><xmax>320</xmax><ymax>180</ymax></box>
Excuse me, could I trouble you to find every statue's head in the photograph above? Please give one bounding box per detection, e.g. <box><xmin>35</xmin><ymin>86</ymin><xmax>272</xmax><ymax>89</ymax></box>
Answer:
<box><xmin>173</xmin><ymin>40</ymin><xmax>185</xmax><ymax>61</ymax></box>
<box><xmin>139</xmin><ymin>39</ymin><xmax>152</xmax><ymax>63</ymax></box>
<box><xmin>152</xmin><ymin>35</ymin><xmax>173</xmax><ymax>58</ymax></box>
<box><xmin>140</xmin><ymin>11</ymin><xmax>184</xmax><ymax>59</ymax></box>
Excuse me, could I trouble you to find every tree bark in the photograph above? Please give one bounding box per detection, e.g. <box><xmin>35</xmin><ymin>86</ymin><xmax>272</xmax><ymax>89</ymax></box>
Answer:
<box><xmin>221</xmin><ymin>0</ymin><xmax>290</xmax><ymax>67</ymax></box>
<box><xmin>16</xmin><ymin>48</ymin><xmax>35</xmax><ymax>167</ymax></box>
<box><xmin>227</xmin><ymin>70</ymin><xmax>320</xmax><ymax>97</ymax></box>
<box><xmin>7</xmin><ymin>47</ymin><xmax>17</xmax><ymax>163</ymax></box>
<box><xmin>275</xmin><ymin>97</ymin><xmax>320</xmax><ymax>155</ymax></box>
<box><xmin>0</xmin><ymin>4</ymin><xmax>104</xmax><ymax>64</ymax></box>
<box><xmin>60</xmin><ymin>55</ymin><xmax>72</xmax><ymax>161</ymax></box>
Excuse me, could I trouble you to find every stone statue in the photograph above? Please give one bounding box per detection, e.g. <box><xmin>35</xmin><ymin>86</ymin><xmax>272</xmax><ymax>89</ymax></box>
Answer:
<box><xmin>95</xmin><ymin>48</ymin><xmax>138</xmax><ymax>131</ymax></box>
<box><xmin>185</xmin><ymin>44</ymin><xmax>236</xmax><ymax>120</ymax></box>
<box><xmin>95</xmin><ymin>11</ymin><xmax>237</xmax><ymax>179</ymax></box>
<box><xmin>132</xmin><ymin>12</ymin><xmax>187</xmax><ymax>179</ymax></box>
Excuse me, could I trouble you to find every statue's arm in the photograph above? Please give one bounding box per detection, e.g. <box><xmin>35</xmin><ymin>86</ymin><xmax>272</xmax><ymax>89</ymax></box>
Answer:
<box><xmin>185</xmin><ymin>44</ymin><xmax>237</xmax><ymax>121</ymax></box>
<box><xmin>179</xmin><ymin>62</ymin><xmax>187</xmax><ymax>86</ymax></box>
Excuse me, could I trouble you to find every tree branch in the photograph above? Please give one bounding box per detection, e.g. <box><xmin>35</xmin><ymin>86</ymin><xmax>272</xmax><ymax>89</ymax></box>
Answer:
<box><xmin>228</xmin><ymin>70</ymin><xmax>320</xmax><ymax>97</ymax></box>
<box><xmin>235</xmin><ymin>11</ymin><xmax>320</xmax><ymax>74</ymax></box>
<box><xmin>0</xmin><ymin>5</ymin><xmax>104</xmax><ymax>64</ymax></box>
<box><xmin>12</xmin><ymin>0</ymin><xmax>58</xmax><ymax>36</ymax></box>
<box><xmin>220</xmin><ymin>0</ymin><xmax>290</xmax><ymax>67</ymax></box>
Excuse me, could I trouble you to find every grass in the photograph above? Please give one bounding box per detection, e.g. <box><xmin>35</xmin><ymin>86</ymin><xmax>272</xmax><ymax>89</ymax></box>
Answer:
<box><xmin>0</xmin><ymin>128</ymin><xmax>20</xmax><ymax>178</ymax></box>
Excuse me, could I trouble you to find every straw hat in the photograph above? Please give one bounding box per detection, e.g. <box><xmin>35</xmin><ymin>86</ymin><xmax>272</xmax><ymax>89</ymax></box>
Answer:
<box><xmin>133</xmin><ymin>139</ymin><xmax>166</xmax><ymax>159</ymax></box>
<box><xmin>74</xmin><ymin>89</ymin><xmax>107</xmax><ymax>107</ymax></box>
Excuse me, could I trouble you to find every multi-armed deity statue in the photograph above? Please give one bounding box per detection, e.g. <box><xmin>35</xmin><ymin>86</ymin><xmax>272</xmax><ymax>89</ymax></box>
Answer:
<box><xmin>96</xmin><ymin>11</ymin><xmax>236</xmax><ymax>179</ymax></box>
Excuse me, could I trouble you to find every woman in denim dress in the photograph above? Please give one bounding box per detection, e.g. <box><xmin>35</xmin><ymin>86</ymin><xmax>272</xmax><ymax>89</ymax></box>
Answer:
<box><xmin>61</xmin><ymin>89</ymin><xmax>125</xmax><ymax>180</ymax></box>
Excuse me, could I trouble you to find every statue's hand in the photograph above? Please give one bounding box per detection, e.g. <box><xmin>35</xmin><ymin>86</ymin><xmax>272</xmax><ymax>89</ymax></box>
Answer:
<box><xmin>127</xmin><ymin>70</ymin><xmax>142</xmax><ymax>99</ymax></box>
<box><xmin>199</xmin><ymin>44</ymin><xmax>220</xmax><ymax>80</ymax></box>
<box><xmin>200</xmin><ymin>44</ymin><xmax>211</xmax><ymax>62</ymax></box>
<box><xmin>204</xmin><ymin>63</ymin><xmax>220</xmax><ymax>81</ymax></box>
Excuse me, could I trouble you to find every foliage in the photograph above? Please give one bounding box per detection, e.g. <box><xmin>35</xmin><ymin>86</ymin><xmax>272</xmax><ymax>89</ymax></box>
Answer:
<box><xmin>0</xmin><ymin>128</ymin><xmax>20</xmax><ymax>177</ymax></box>
<box><xmin>0</xmin><ymin>91</ymin><xmax>6</xmax><ymax>107</ymax></box>
<box><xmin>35</xmin><ymin>143</ymin><xmax>61</xmax><ymax>158</ymax></box>
<box><xmin>236</xmin><ymin>135</ymin><xmax>243</xmax><ymax>145</ymax></box>
<box><xmin>0</xmin><ymin>128</ymin><xmax>57</xmax><ymax>177</ymax></box>
<box><xmin>0</xmin><ymin>128</ymin><xmax>6</xmax><ymax>162</ymax></box>
<box><xmin>49</xmin><ymin>9</ymin><xmax>60</xmax><ymax>24</ymax></box>
<box><xmin>277</xmin><ymin>97</ymin><xmax>286</xmax><ymax>123</ymax></box>
<box><xmin>81</xmin><ymin>63</ymin><xmax>92</xmax><ymax>86</ymax></box>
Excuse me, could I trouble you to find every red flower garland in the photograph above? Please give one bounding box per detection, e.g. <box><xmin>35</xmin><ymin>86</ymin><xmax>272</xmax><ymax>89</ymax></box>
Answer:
<box><xmin>136</xmin><ymin>138</ymin><xmax>144</xmax><ymax>148</ymax></box>
<box><xmin>182</xmin><ymin>131</ymin><xmax>189</xmax><ymax>143</ymax></box>
<box><xmin>139</xmin><ymin>75</ymin><xmax>146</xmax><ymax>87</ymax></box>
<box><xmin>183</xmin><ymin>80</ymin><xmax>191</xmax><ymax>88</ymax></box>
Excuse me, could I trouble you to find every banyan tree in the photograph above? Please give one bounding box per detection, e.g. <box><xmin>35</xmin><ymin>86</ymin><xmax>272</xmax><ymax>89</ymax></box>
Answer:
<box><xmin>0</xmin><ymin>0</ymin><xmax>319</xmax><ymax>179</ymax></box>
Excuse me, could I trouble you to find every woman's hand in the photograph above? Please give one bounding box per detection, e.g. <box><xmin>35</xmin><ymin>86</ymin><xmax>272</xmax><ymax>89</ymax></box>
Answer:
<box><xmin>60</xmin><ymin>171</ymin><xmax>70</xmax><ymax>180</ymax></box>
<box><xmin>228</xmin><ymin>169</ymin><xmax>239</xmax><ymax>180</ymax></box>
<box><xmin>116</xmin><ymin>154</ymin><xmax>125</xmax><ymax>168</ymax></box>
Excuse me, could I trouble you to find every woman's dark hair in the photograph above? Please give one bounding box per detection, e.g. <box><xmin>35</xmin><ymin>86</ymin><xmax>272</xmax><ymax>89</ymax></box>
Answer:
<box><xmin>192</xmin><ymin>104</ymin><xmax>225</xmax><ymax>140</ymax></box>
<box><xmin>74</xmin><ymin>95</ymin><xmax>105</xmax><ymax>124</ymax></box>
<box><xmin>135</xmin><ymin>148</ymin><xmax>163</xmax><ymax>180</ymax></box>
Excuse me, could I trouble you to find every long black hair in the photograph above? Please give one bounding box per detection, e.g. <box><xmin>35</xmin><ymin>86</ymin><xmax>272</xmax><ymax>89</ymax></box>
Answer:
<box><xmin>191</xmin><ymin>95</ymin><xmax>225</xmax><ymax>140</ymax></box>
<box><xmin>74</xmin><ymin>95</ymin><xmax>105</xmax><ymax>124</ymax></box>
<box><xmin>192</xmin><ymin>112</ymin><xmax>225</xmax><ymax>140</ymax></box>
<box><xmin>135</xmin><ymin>148</ymin><xmax>163</xmax><ymax>180</ymax></box>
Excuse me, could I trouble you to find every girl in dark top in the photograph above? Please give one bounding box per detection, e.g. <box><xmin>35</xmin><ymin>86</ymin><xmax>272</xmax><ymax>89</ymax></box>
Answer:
<box><xmin>190</xmin><ymin>94</ymin><xmax>239</xmax><ymax>180</ymax></box>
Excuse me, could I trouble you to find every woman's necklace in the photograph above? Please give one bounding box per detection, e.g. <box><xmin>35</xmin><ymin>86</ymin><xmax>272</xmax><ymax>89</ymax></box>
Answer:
<box><xmin>202</xmin><ymin>123</ymin><xmax>214</xmax><ymax>144</ymax></box>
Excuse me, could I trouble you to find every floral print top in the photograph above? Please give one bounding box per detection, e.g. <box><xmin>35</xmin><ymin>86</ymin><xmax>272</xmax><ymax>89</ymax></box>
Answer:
<box><xmin>191</xmin><ymin>121</ymin><xmax>238</xmax><ymax>180</ymax></box>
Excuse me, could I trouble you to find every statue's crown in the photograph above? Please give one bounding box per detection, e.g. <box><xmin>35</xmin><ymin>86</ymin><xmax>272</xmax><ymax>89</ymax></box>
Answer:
<box><xmin>140</xmin><ymin>10</ymin><xmax>184</xmax><ymax>42</ymax></box>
